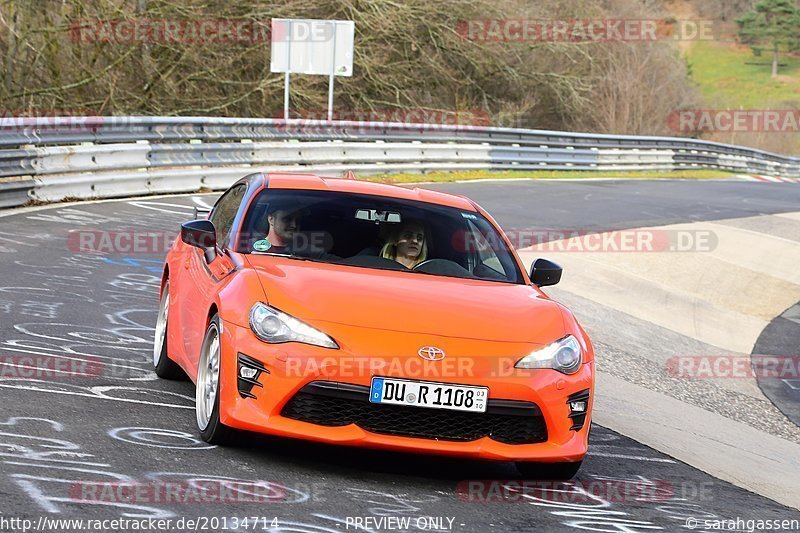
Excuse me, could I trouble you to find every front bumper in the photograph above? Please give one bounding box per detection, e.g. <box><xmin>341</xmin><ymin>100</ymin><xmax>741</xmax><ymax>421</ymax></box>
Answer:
<box><xmin>218</xmin><ymin>319</ymin><xmax>594</xmax><ymax>462</ymax></box>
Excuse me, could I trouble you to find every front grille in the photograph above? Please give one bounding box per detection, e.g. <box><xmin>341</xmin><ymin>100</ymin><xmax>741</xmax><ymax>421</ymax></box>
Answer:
<box><xmin>281</xmin><ymin>381</ymin><xmax>548</xmax><ymax>445</ymax></box>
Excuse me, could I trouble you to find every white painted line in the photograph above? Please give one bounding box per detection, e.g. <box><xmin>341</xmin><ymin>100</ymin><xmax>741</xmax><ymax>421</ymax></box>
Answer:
<box><xmin>783</xmin><ymin>379</ymin><xmax>800</xmax><ymax>391</ymax></box>
<box><xmin>126</xmin><ymin>200</ymin><xmax>195</xmax><ymax>215</ymax></box>
<box><xmin>596</xmin><ymin>372</ymin><xmax>800</xmax><ymax>510</ymax></box>
<box><xmin>0</xmin><ymin>192</ymin><xmax>219</xmax><ymax>219</ymax></box>
<box><xmin>591</xmin><ymin>452</ymin><xmax>676</xmax><ymax>463</ymax></box>
<box><xmin>191</xmin><ymin>196</ymin><xmax>215</xmax><ymax>209</ymax></box>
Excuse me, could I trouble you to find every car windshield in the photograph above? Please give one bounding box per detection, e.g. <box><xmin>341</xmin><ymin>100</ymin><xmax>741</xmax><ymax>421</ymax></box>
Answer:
<box><xmin>236</xmin><ymin>188</ymin><xmax>524</xmax><ymax>284</ymax></box>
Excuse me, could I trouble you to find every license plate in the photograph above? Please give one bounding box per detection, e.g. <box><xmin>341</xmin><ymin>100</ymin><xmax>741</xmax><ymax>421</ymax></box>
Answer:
<box><xmin>369</xmin><ymin>377</ymin><xmax>488</xmax><ymax>413</ymax></box>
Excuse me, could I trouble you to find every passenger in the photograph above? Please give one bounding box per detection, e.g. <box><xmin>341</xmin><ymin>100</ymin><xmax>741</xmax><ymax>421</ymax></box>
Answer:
<box><xmin>380</xmin><ymin>220</ymin><xmax>428</xmax><ymax>269</ymax></box>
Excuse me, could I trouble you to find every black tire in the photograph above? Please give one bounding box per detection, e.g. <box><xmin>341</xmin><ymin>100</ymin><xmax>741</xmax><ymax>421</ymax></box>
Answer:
<box><xmin>153</xmin><ymin>281</ymin><xmax>186</xmax><ymax>380</ymax></box>
<box><xmin>515</xmin><ymin>460</ymin><xmax>583</xmax><ymax>480</ymax></box>
<box><xmin>196</xmin><ymin>314</ymin><xmax>235</xmax><ymax>445</ymax></box>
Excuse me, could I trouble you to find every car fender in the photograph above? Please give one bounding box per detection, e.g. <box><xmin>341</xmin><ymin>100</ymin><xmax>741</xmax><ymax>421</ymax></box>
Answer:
<box><xmin>556</xmin><ymin>302</ymin><xmax>594</xmax><ymax>364</ymax></box>
<box><xmin>214</xmin><ymin>268</ymin><xmax>268</xmax><ymax>328</ymax></box>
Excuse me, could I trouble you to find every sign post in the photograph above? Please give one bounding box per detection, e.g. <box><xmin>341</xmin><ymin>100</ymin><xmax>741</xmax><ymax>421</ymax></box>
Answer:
<box><xmin>271</xmin><ymin>19</ymin><xmax>355</xmax><ymax>122</ymax></box>
<box><xmin>283</xmin><ymin>20</ymin><xmax>292</xmax><ymax>121</ymax></box>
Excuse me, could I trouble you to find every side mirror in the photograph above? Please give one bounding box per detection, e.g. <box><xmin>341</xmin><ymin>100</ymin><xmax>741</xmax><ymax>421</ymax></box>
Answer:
<box><xmin>530</xmin><ymin>258</ymin><xmax>562</xmax><ymax>287</ymax></box>
<box><xmin>181</xmin><ymin>220</ymin><xmax>217</xmax><ymax>250</ymax></box>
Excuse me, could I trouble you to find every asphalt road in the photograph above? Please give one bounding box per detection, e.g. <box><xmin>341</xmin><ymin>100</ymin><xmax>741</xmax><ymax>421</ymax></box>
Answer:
<box><xmin>752</xmin><ymin>303</ymin><xmax>800</xmax><ymax>427</ymax></box>
<box><xmin>1</xmin><ymin>179</ymin><xmax>799</xmax><ymax>532</ymax></box>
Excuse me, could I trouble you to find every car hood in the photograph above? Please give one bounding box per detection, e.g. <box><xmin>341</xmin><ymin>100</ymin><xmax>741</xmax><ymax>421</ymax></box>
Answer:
<box><xmin>246</xmin><ymin>256</ymin><xmax>565</xmax><ymax>343</ymax></box>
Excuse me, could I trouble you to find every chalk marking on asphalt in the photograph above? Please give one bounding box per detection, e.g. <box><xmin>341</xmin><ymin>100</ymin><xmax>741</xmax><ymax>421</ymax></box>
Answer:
<box><xmin>0</xmin><ymin>455</ymin><xmax>110</xmax><ymax>467</ymax></box>
<box><xmin>512</xmin><ymin>485</ymin><xmax>664</xmax><ymax>531</ymax></box>
<box><xmin>12</xmin><ymin>323</ymin><xmax>152</xmax><ymax>353</ymax></box>
<box><xmin>13</xmin><ymin>478</ymin><xmax>61</xmax><ymax>513</ymax></box>
<box><xmin>2</xmin><ymin>341</ymin><xmax>150</xmax><ymax>363</ymax></box>
<box><xmin>2</xmin><ymin>344</ymin><xmax>149</xmax><ymax>366</ymax></box>
<box><xmin>0</xmin><ymin>381</ymin><xmax>194</xmax><ymax>409</ymax></box>
<box><xmin>0</xmin><ymin>417</ymin><xmax>64</xmax><ymax>431</ymax></box>
<box><xmin>108</xmin><ymin>427</ymin><xmax>216</xmax><ymax>450</ymax></box>
<box><xmin>591</xmin><ymin>452</ymin><xmax>676</xmax><ymax>463</ymax></box>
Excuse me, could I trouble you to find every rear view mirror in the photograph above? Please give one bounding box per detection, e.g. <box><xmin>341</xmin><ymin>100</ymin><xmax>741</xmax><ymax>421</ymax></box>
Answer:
<box><xmin>530</xmin><ymin>258</ymin><xmax>562</xmax><ymax>287</ymax></box>
<box><xmin>355</xmin><ymin>209</ymin><xmax>401</xmax><ymax>223</ymax></box>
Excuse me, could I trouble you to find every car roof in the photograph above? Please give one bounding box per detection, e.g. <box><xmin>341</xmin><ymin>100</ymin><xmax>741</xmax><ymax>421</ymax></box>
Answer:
<box><xmin>262</xmin><ymin>172</ymin><xmax>478</xmax><ymax>211</ymax></box>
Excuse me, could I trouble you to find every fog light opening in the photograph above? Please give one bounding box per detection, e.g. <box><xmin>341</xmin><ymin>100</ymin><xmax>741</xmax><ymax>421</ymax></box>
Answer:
<box><xmin>567</xmin><ymin>389</ymin><xmax>590</xmax><ymax>431</ymax></box>
<box><xmin>237</xmin><ymin>353</ymin><xmax>269</xmax><ymax>399</ymax></box>
<box><xmin>239</xmin><ymin>366</ymin><xmax>259</xmax><ymax>380</ymax></box>
<box><xmin>569</xmin><ymin>401</ymin><xmax>586</xmax><ymax>413</ymax></box>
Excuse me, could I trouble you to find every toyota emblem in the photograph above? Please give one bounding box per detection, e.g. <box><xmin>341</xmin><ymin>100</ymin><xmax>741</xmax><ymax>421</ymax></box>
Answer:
<box><xmin>418</xmin><ymin>346</ymin><xmax>446</xmax><ymax>361</ymax></box>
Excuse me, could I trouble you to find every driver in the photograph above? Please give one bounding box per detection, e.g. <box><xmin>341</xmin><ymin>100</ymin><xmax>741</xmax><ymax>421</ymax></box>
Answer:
<box><xmin>380</xmin><ymin>220</ymin><xmax>427</xmax><ymax>269</ymax></box>
<box><xmin>266</xmin><ymin>205</ymin><xmax>303</xmax><ymax>250</ymax></box>
<box><xmin>256</xmin><ymin>200</ymin><xmax>338</xmax><ymax>260</ymax></box>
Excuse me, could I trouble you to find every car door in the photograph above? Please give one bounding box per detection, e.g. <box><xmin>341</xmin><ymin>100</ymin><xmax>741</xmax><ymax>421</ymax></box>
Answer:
<box><xmin>180</xmin><ymin>184</ymin><xmax>247</xmax><ymax>370</ymax></box>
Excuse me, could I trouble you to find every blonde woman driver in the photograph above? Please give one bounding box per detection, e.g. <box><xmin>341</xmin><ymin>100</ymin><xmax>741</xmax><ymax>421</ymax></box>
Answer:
<box><xmin>381</xmin><ymin>220</ymin><xmax>428</xmax><ymax>269</ymax></box>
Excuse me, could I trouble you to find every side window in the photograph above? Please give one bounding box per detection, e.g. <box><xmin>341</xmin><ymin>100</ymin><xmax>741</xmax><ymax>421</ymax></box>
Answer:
<box><xmin>466</xmin><ymin>219</ymin><xmax>509</xmax><ymax>279</ymax></box>
<box><xmin>209</xmin><ymin>184</ymin><xmax>247</xmax><ymax>248</ymax></box>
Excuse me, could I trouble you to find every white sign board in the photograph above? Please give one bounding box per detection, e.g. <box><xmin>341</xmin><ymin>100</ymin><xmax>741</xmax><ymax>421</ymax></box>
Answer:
<box><xmin>271</xmin><ymin>19</ymin><xmax>354</xmax><ymax>77</ymax></box>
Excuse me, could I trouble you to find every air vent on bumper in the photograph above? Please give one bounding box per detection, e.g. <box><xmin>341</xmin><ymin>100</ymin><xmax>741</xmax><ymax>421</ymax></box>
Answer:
<box><xmin>567</xmin><ymin>389</ymin><xmax>590</xmax><ymax>431</ymax></box>
<box><xmin>237</xmin><ymin>353</ymin><xmax>269</xmax><ymax>399</ymax></box>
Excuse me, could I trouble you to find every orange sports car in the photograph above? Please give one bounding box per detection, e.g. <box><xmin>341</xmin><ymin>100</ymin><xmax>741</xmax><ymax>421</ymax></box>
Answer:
<box><xmin>154</xmin><ymin>172</ymin><xmax>594</xmax><ymax>479</ymax></box>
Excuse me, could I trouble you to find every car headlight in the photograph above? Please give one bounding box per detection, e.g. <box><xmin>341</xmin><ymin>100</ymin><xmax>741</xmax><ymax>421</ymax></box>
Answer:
<box><xmin>515</xmin><ymin>335</ymin><xmax>582</xmax><ymax>374</ymax></box>
<box><xmin>249</xmin><ymin>303</ymin><xmax>338</xmax><ymax>349</ymax></box>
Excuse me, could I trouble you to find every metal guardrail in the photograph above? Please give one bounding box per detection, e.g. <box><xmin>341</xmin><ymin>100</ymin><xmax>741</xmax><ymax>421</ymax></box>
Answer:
<box><xmin>0</xmin><ymin>116</ymin><xmax>798</xmax><ymax>207</ymax></box>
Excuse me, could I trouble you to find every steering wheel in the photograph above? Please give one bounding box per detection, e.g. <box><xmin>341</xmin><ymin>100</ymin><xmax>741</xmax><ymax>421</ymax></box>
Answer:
<box><xmin>412</xmin><ymin>258</ymin><xmax>474</xmax><ymax>279</ymax></box>
<box><xmin>411</xmin><ymin>259</ymin><xmax>436</xmax><ymax>271</ymax></box>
